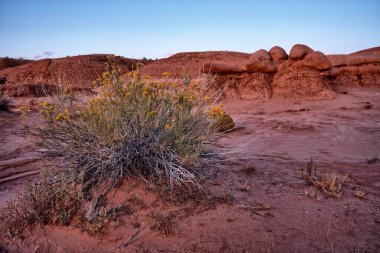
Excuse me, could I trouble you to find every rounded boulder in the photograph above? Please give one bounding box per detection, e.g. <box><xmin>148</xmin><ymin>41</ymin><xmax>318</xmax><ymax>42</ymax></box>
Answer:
<box><xmin>245</xmin><ymin>49</ymin><xmax>276</xmax><ymax>73</ymax></box>
<box><xmin>269</xmin><ymin>46</ymin><xmax>288</xmax><ymax>61</ymax></box>
<box><xmin>302</xmin><ymin>51</ymin><xmax>332</xmax><ymax>71</ymax></box>
<box><xmin>289</xmin><ymin>44</ymin><xmax>314</xmax><ymax>60</ymax></box>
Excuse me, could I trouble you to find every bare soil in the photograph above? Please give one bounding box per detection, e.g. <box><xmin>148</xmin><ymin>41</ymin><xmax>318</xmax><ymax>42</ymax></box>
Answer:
<box><xmin>0</xmin><ymin>86</ymin><xmax>379</xmax><ymax>252</ymax></box>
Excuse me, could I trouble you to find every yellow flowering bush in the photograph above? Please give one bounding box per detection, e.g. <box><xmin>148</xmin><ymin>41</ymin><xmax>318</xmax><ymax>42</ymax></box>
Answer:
<box><xmin>35</xmin><ymin>62</ymin><xmax>223</xmax><ymax>190</ymax></box>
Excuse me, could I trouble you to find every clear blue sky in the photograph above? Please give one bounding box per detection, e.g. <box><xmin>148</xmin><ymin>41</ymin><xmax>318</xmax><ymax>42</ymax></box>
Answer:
<box><xmin>1</xmin><ymin>0</ymin><xmax>379</xmax><ymax>59</ymax></box>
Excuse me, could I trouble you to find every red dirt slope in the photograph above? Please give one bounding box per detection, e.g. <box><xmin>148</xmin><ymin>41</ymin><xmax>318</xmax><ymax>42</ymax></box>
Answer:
<box><xmin>0</xmin><ymin>57</ymin><xmax>33</xmax><ymax>71</ymax></box>
<box><xmin>141</xmin><ymin>51</ymin><xmax>249</xmax><ymax>78</ymax></box>
<box><xmin>0</xmin><ymin>55</ymin><xmax>150</xmax><ymax>97</ymax></box>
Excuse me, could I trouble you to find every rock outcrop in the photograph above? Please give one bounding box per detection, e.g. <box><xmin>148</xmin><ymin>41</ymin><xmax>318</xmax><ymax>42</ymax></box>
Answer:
<box><xmin>201</xmin><ymin>44</ymin><xmax>335</xmax><ymax>99</ymax></box>
<box><xmin>302</xmin><ymin>51</ymin><xmax>332</xmax><ymax>71</ymax></box>
<box><xmin>326</xmin><ymin>47</ymin><xmax>380</xmax><ymax>86</ymax></box>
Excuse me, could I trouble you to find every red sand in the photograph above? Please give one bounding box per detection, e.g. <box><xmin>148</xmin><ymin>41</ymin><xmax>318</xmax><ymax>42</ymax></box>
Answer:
<box><xmin>1</xmin><ymin>85</ymin><xmax>379</xmax><ymax>252</ymax></box>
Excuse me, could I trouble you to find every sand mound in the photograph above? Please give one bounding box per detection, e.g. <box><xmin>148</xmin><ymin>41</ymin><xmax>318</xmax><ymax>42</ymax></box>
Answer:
<box><xmin>0</xmin><ymin>55</ymin><xmax>150</xmax><ymax>97</ymax></box>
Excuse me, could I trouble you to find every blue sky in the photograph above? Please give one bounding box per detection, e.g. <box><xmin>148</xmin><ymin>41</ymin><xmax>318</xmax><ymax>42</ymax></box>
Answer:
<box><xmin>0</xmin><ymin>0</ymin><xmax>379</xmax><ymax>59</ymax></box>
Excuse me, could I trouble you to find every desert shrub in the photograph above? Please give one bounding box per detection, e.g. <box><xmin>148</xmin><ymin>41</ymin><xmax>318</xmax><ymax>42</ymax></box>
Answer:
<box><xmin>0</xmin><ymin>168</ymin><xmax>82</xmax><ymax>236</ymax></box>
<box><xmin>34</xmin><ymin>61</ymin><xmax>223</xmax><ymax>191</ymax></box>
<box><xmin>0</xmin><ymin>93</ymin><xmax>11</xmax><ymax>111</ymax></box>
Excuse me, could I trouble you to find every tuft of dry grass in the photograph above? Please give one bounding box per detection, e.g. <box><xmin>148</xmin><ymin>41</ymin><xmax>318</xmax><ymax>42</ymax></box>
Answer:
<box><xmin>304</xmin><ymin>187</ymin><xmax>317</xmax><ymax>199</ymax></box>
<box><xmin>354</xmin><ymin>188</ymin><xmax>365</xmax><ymax>199</ymax></box>
<box><xmin>302</xmin><ymin>158</ymin><xmax>344</xmax><ymax>198</ymax></box>
<box><xmin>0</xmin><ymin>168</ymin><xmax>82</xmax><ymax>237</ymax></box>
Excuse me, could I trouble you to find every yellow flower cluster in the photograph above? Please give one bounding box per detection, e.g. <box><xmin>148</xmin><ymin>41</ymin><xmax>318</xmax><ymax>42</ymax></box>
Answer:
<box><xmin>55</xmin><ymin>113</ymin><xmax>69</xmax><ymax>121</ymax></box>
<box><xmin>147</xmin><ymin>110</ymin><xmax>156</xmax><ymax>117</ymax></box>
<box><xmin>19</xmin><ymin>106</ymin><xmax>31</xmax><ymax>113</ymax></box>
<box><xmin>161</xmin><ymin>72</ymin><xmax>171</xmax><ymax>79</ymax></box>
<box><xmin>209</xmin><ymin>104</ymin><xmax>225</xmax><ymax>118</ymax></box>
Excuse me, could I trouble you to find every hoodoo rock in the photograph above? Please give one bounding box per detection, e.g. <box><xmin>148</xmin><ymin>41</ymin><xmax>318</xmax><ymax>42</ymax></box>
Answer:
<box><xmin>245</xmin><ymin>49</ymin><xmax>276</xmax><ymax>73</ymax></box>
<box><xmin>269</xmin><ymin>46</ymin><xmax>288</xmax><ymax>61</ymax></box>
<box><xmin>302</xmin><ymin>51</ymin><xmax>332</xmax><ymax>71</ymax></box>
<box><xmin>289</xmin><ymin>44</ymin><xmax>314</xmax><ymax>60</ymax></box>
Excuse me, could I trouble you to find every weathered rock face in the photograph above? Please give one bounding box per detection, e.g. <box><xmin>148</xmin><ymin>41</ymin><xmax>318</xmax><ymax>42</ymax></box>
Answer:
<box><xmin>302</xmin><ymin>51</ymin><xmax>332</xmax><ymax>71</ymax></box>
<box><xmin>213</xmin><ymin>73</ymin><xmax>273</xmax><ymax>100</ymax></box>
<box><xmin>269</xmin><ymin>46</ymin><xmax>288</xmax><ymax>61</ymax></box>
<box><xmin>289</xmin><ymin>44</ymin><xmax>314</xmax><ymax>60</ymax></box>
<box><xmin>326</xmin><ymin>47</ymin><xmax>380</xmax><ymax>86</ymax></box>
<box><xmin>272</xmin><ymin>61</ymin><xmax>334</xmax><ymax>99</ymax></box>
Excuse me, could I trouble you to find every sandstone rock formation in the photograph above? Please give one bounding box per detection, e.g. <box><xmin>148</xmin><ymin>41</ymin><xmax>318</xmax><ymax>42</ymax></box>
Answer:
<box><xmin>200</xmin><ymin>44</ymin><xmax>335</xmax><ymax>99</ymax></box>
<box><xmin>326</xmin><ymin>47</ymin><xmax>380</xmax><ymax>86</ymax></box>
